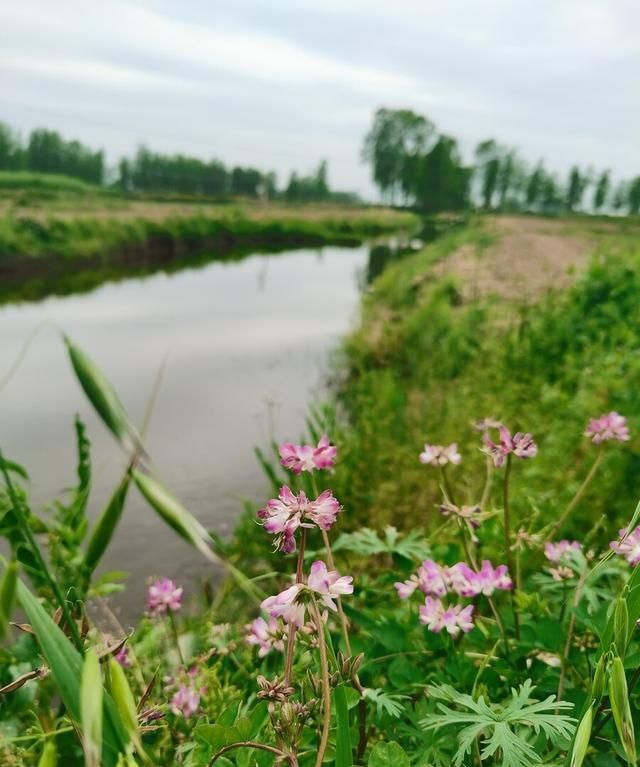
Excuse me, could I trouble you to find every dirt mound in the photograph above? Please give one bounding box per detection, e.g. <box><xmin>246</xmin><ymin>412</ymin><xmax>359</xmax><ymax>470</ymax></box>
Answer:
<box><xmin>436</xmin><ymin>216</ymin><xmax>595</xmax><ymax>301</ymax></box>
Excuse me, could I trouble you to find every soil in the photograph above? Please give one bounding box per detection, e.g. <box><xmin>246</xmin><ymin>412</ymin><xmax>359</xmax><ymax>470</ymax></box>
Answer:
<box><xmin>435</xmin><ymin>215</ymin><xmax>597</xmax><ymax>301</ymax></box>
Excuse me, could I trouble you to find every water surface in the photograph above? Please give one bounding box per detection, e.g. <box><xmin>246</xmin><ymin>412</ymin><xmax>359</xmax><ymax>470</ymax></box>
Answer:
<box><xmin>0</xmin><ymin>244</ymin><xmax>369</xmax><ymax>622</ymax></box>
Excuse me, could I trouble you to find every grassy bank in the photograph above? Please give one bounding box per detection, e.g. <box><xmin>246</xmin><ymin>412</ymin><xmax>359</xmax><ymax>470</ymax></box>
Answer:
<box><xmin>236</xmin><ymin>214</ymin><xmax>640</xmax><ymax>560</ymax></box>
<box><xmin>0</xmin><ymin>196</ymin><xmax>417</xmax><ymax>304</ymax></box>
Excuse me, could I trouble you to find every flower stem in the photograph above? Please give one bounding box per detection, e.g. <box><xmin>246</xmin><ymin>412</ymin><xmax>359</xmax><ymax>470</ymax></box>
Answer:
<box><xmin>283</xmin><ymin>528</ymin><xmax>307</xmax><ymax>688</ymax></box>
<box><xmin>502</xmin><ymin>454</ymin><xmax>520</xmax><ymax>639</ymax></box>
<box><xmin>556</xmin><ymin>567</ymin><xmax>588</xmax><ymax>703</ymax></box>
<box><xmin>439</xmin><ymin>466</ymin><xmax>455</xmax><ymax>505</ymax></box>
<box><xmin>479</xmin><ymin>455</ymin><xmax>493</xmax><ymax>511</ymax></box>
<box><xmin>167</xmin><ymin>609</ymin><xmax>185</xmax><ymax>667</ymax></box>
<box><xmin>310</xmin><ymin>599</ymin><xmax>332</xmax><ymax>767</ymax></box>
<box><xmin>208</xmin><ymin>741</ymin><xmax>298</xmax><ymax>766</ymax></box>
<box><xmin>550</xmin><ymin>449</ymin><xmax>604</xmax><ymax>536</ymax></box>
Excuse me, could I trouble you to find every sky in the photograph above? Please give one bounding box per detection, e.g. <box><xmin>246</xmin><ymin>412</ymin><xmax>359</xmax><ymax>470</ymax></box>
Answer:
<box><xmin>1</xmin><ymin>0</ymin><xmax>639</xmax><ymax>197</ymax></box>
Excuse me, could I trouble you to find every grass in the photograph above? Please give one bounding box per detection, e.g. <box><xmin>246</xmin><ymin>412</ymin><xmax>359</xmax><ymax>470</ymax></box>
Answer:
<box><xmin>0</xmin><ymin>185</ymin><xmax>417</xmax><ymax>304</ymax></box>
<box><xmin>235</xmin><ymin>214</ymin><xmax>640</xmax><ymax>555</ymax></box>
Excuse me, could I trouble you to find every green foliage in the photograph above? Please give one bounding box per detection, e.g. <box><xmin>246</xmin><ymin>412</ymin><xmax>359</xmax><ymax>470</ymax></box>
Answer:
<box><xmin>368</xmin><ymin>741</ymin><xmax>410</xmax><ymax>767</ymax></box>
<box><xmin>421</xmin><ymin>680</ymin><xmax>575</xmax><ymax>767</ymax></box>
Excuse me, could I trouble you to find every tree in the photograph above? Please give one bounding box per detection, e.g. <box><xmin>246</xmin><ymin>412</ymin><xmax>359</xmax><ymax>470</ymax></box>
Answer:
<box><xmin>414</xmin><ymin>135</ymin><xmax>470</xmax><ymax>212</ymax></box>
<box><xmin>565</xmin><ymin>166</ymin><xmax>588</xmax><ymax>212</ymax></box>
<box><xmin>525</xmin><ymin>162</ymin><xmax>545</xmax><ymax>210</ymax></box>
<box><xmin>628</xmin><ymin>177</ymin><xmax>640</xmax><ymax>215</ymax></box>
<box><xmin>474</xmin><ymin>140</ymin><xmax>503</xmax><ymax>210</ymax></box>
<box><xmin>362</xmin><ymin>108</ymin><xmax>434</xmax><ymax>203</ymax></box>
<box><xmin>593</xmin><ymin>170</ymin><xmax>610</xmax><ymax>213</ymax></box>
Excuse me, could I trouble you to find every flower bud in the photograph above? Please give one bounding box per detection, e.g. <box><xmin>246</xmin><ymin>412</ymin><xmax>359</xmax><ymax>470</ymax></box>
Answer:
<box><xmin>279</xmin><ymin>701</ymin><xmax>295</xmax><ymax>729</ymax></box>
<box><xmin>609</xmin><ymin>655</ymin><xmax>636</xmax><ymax>764</ymax></box>
<box><xmin>614</xmin><ymin>598</ymin><xmax>630</xmax><ymax>659</ymax></box>
<box><xmin>330</xmin><ymin>671</ymin><xmax>341</xmax><ymax>687</ymax></box>
<box><xmin>350</xmin><ymin>653</ymin><xmax>364</xmax><ymax>677</ymax></box>
<box><xmin>569</xmin><ymin>704</ymin><xmax>593</xmax><ymax>767</ymax></box>
<box><xmin>591</xmin><ymin>654</ymin><xmax>607</xmax><ymax>701</ymax></box>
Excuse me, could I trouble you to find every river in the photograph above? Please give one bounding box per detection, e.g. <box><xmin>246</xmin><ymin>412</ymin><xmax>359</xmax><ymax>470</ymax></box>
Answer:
<box><xmin>0</xmin><ymin>243</ymin><xmax>373</xmax><ymax>624</ymax></box>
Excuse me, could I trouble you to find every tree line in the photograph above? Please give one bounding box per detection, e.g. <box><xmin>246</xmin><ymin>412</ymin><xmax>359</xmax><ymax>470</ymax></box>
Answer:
<box><xmin>0</xmin><ymin>121</ymin><xmax>358</xmax><ymax>203</ymax></box>
<box><xmin>363</xmin><ymin>108</ymin><xmax>640</xmax><ymax>215</ymax></box>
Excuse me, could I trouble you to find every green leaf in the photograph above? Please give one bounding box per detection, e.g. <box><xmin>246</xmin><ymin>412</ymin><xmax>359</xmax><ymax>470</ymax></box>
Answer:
<box><xmin>132</xmin><ymin>470</ymin><xmax>216</xmax><ymax>562</ymax></box>
<box><xmin>368</xmin><ymin>741</ymin><xmax>410</xmax><ymax>767</ymax></box>
<box><xmin>0</xmin><ymin>559</ymin><xmax>18</xmax><ymax>641</ymax></box>
<box><xmin>84</xmin><ymin>475</ymin><xmax>131</xmax><ymax>572</ymax></box>
<box><xmin>16</xmin><ymin>579</ymin><xmax>129</xmax><ymax>767</ymax></box>
<box><xmin>81</xmin><ymin>649</ymin><xmax>103</xmax><ymax>767</ymax></box>
<box><xmin>334</xmin><ymin>684</ymin><xmax>353</xmax><ymax>767</ymax></box>
<box><xmin>64</xmin><ymin>335</ymin><xmax>139</xmax><ymax>449</ymax></box>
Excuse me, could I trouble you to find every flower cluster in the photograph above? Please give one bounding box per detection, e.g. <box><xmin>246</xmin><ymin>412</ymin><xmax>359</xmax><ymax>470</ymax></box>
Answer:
<box><xmin>279</xmin><ymin>434</ymin><xmax>337</xmax><ymax>474</ymax></box>
<box><xmin>395</xmin><ymin>559</ymin><xmax>511</xmax><ymax>637</ymax></box>
<box><xmin>610</xmin><ymin>526</ymin><xmax>640</xmax><ymax>566</ymax></box>
<box><xmin>257</xmin><ymin>486</ymin><xmax>341</xmax><ymax>552</ymax></box>
<box><xmin>544</xmin><ymin>540</ymin><xmax>582</xmax><ymax>563</ymax></box>
<box><xmin>420</xmin><ymin>597</ymin><xmax>474</xmax><ymax>636</ymax></box>
<box><xmin>167</xmin><ymin>668</ymin><xmax>207</xmax><ymax>719</ymax></box>
<box><xmin>395</xmin><ymin>558</ymin><xmax>512</xmax><ymax>601</ymax></box>
<box><xmin>481</xmin><ymin>423</ymin><xmax>538</xmax><ymax>467</ymax></box>
<box><xmin>245</xmin><ymin>616</ymin><xmax>287</xmax><ymax>658</ymax></box>
<box><xmin>585</xmin><ymin>411</ymin><xmax>630</xmax><ymax>444</ymax></box>
<box><xmin>261</xmin><ymin>561</ymin><xmax>353</xmax><ymax>628</ymax></box>
<box><xmin>419</xmin><ymin>443</ymin><xmax>461</xmax><ymax>466</ymax></box>
<box><xmin>147</xmin><ymin>577</ymin><xmax>183</xmax><ymax>615</ymax></box>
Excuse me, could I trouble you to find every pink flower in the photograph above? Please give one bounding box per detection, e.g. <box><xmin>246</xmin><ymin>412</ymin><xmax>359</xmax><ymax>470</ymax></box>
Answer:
<box><xmin>306</xmin><ymin>489</ymin><xmax>341</xmax><ymax>530</ymax></box>
<box><xmin>419</xmin><ymin>443</ymin><xmax>461</xmax><ymax>467</ymax></box>
<box><xmin>395</xmin><ymin>560</ymin><xmax>450</xmax><ymax>600</ymax></box>
<box><xmin>307</xmin><ymin>560</ymin><xmax>354</xmax><ymax>612</ymax></box>
<box><xmin>279</xmin><ymin>434</ymin><xmax>337</xmax><ymax>474</ymax></box>
<box><xmin>419</xmin><ymin>597</ymin><xmax>474</xmax><ymax>637</ymax></box>
<box><xmin>544</xmin><ymin>540</ymin><xmax>582</xmax><ymax>563</ymax></box>
<box><xmin>245</xmin><ymin>616</ymin><xmax>286</xmax><ymax>658</ymax></box>
<box><xmin>147</xmin><ymin>578</ymin><xmax>183</xmax><ymax>615</ymax></box>
<box><xmin>449</xmin><ymin>561</ymin><xmax>512</xmax><ymax>597</ymax></box>
<box><xmin>257</xmin><ymin>486</ymin><xmax>341</xmax><ymax>552</ymax></box>
<box><xmin>114</xmin><ymin>645</ymin><xmax>131</xmax><ymax>668</ymax></box>
<box><xmin>261</xmin><ymin>584</ymin><xmax>306</xmax><ymax>628</ymax></box>
<box><xmin>394</xmin><ymin>576</ymin><xmax>420</xmax><ymax>599</ymax></box>
<box><xmin>611</xmin><ymin>526</ymin><xmax>640</xmax><ymax>566</ymax></box>
<box><xmin>261</xmin><ymin>561</ymin><xmax>353</xmax><ymax>627</ymax></box>
<box><xmin>585</xmin><ymin>412</ymin><xmax>630</xmax><ymax>444</ymax></box>
<box><xmin>170</xmin><ymin>684</ymin><xmax>200</xmax><ymax>718</ymax></box>
<box><xmin>482</xmin><ymin>424</ymin><xmax>537</xmax><ymax>468</ymax></box>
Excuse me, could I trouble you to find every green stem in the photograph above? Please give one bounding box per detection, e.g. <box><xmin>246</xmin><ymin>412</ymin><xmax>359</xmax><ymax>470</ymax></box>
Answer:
<box><xmin>283</xmin><ymin>528</ymin><xmax>307</xmax><ymax>688</ymax></box>
<box><xmin>439</xmin><ymin>466</ymin><xmax>455</xmax><ymax>505</ymax></box>
<box><xmin>310</xmin><ymin>599</ymin><xmax>332</xmax><ymax>767</ymax></box>
<box><xmin>502</xmin><ymin>454</ymin><xmax>520</xmax><ymax>639</ymax></box>
<box><xmin>167</xmin><ymin>609</ymin><xmax>185</xmax><ymax>667</ymax></box>
<box><xmin>479</xmin><ymin>455</ymin><xmax>493</xmax><ymax>510</ymax></box>
<box><xmin>550</xmin><ymin>449</ymin><xmax>604</xmax><ymax>537</ymax></box>
<box><xmin>0</xmin><ymin>452</ymin><xmax>83</xmax><ymax>651</ymax></box>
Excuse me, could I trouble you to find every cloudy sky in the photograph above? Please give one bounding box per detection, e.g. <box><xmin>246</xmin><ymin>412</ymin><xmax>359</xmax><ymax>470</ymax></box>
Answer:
<box><xmin>1</xmin><ymin>0</ymin><xmax>638</xmax><ymax>196</ymax></box>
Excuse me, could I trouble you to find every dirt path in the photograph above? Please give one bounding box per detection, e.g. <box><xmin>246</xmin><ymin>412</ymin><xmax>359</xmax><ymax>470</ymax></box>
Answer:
<box><xmin>435</xmin><ymin>215</ymin><xmax>597</xmax><ymax>301</ymax></box>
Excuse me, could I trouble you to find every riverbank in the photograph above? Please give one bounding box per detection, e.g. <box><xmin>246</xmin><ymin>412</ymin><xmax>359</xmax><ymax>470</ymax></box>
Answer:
<box><xmin>231</xmin><ymin>213</ymin><xmax>640</xmax><ymax>566</ymax></box>
<box><xmin>0</xmin><ymin>197</ymin><xmax>416</xmax><ymax>304</ymax></box>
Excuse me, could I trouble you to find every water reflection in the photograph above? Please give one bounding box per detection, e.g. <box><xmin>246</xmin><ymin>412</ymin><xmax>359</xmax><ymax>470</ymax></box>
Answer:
<box><xmin>0</xmin><ymin>244</ymin><xmax>368</xmax><ymax>620</ymax></box>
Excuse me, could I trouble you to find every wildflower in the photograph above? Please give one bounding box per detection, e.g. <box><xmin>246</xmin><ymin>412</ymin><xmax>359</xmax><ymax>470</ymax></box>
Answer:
<box><xmin>474</xmin><ymin>417</ymin><xmax>502</xmax><ymax>432</ymax></box>
<box><xmin>170</xmin><ymin>684</ymin><xmax>200</xmax><ymax>718</ymax></box>
<box><xmin>482</xmin><ymin>424</ymin><xmax>537</xmax><ymax>468</ymax></box>
<box><xmin>147</xmin><ymin>578</ymin><xmax>183</xmax><ymax>615</ymax></box>
<box><xmin>245</xmin><ymin>616</ymin><xmax>286</xmax><ymax>658</ymax></box>
<box><xmin>419</xmin><ymin>596</ymin><xmax>474</xmax><ymax>637</ymax></box>
<box><xmin>306</xmin><ymin>489</ymin><xmax>341</xmax><ymax>530</ymax></box>
<box><xmin>395</xmin><ymin>559</ymin><xmax>449</xmax><ymax>600</ymax></box>
<box><xmin>261</xmin><ymin>561</ymin><xmax>353</xmax><ymax>627</ymax></box>
<box><xmin>449</xmin><ymin>561</ymin><xmax>512</xmax><ymax>597</ymax></box>
<box><xmin>261</xmin><ymin>584</ymin><xmax>306</xmax><ymax>628</ymax></box>
<box><xmin>279</xmin><ymin>434</ymin><xmax>337</xmax><ymax>474</ymax></box>
<box><xmin>585</xmin><ymin>412</ymin><xmax>630</xmax><ymax>444</ymax></box>
<box><xmin>419</xmin><ymin>443</ymin><xmax>461</xmax><ymax>466</ymax></box>
<box><xmin>439</xmin><ymin>502</ymin><xmax>482</xmax><ymax>529</ymax></box>
<box><xmin>114</xmin><ymin>645</ymin><xmax>131</xmax><ymax>668</ymax></box>
<box><xmin>544</xmin><ymin>540</ymin><xmax>582</xmax><ymax>563</ymax></box>
<box><xmin>307</xmin><ymin>560</ymin><xmax>354</xmax><ymax>612</ymax></box>
<box><xmin>257</xmin><ymin>486</ymin><xmax>341</xmax><ymax>552</ymax></box>
<box><xmin>610</xmin><ymin>526</ymin><xmax>640</xmax><ymax>566</ymax></box>
<box><xmin>549</xmin><ymin>565</ymin><xmax>574</xmax><ymax>582</ymax></box>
